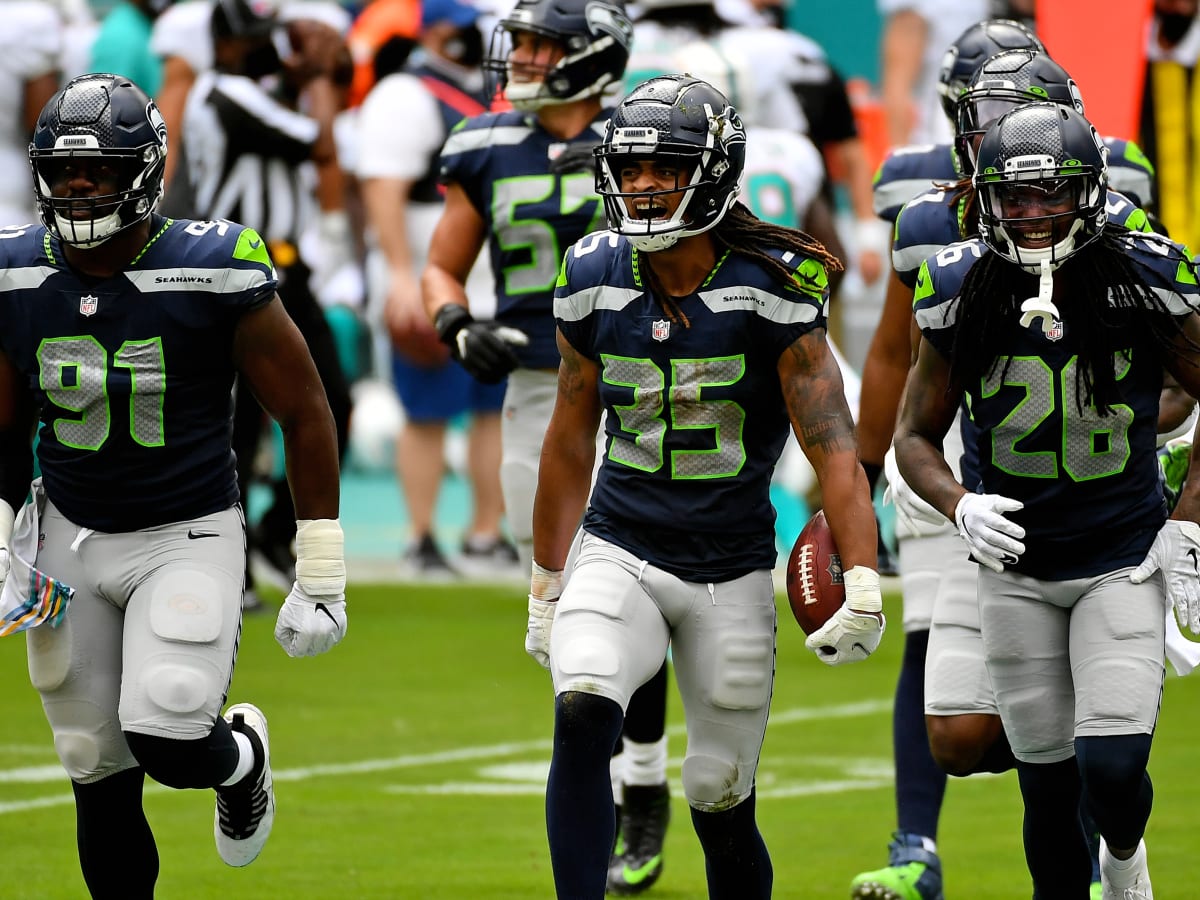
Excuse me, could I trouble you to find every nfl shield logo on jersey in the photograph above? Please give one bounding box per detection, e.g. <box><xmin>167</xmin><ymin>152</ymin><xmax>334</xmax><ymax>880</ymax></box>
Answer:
<box><xmin>651</xmin><ymin>320</ymin><xmax>670</xmax><ymax>342</ymax></box>
<box><xmin>79</xmin><ymin>294</ymin><xmax>98</xmax><ymax>316</ymax></box>
<box><xmin>1046</xmin><ymin>318</ymin><xmax>1064</xmax><ymax>342</ymax></box>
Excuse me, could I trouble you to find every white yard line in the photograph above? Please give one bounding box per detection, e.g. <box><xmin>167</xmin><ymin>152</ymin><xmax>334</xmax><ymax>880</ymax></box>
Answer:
<box><xmin>0</xmin><ymin>698</ymin><xmax>893</xmax><ymax>816</ymax></box>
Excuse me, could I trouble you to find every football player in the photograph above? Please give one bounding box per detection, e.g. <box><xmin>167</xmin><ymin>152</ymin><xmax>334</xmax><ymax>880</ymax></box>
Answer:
<box><xmin>529</xmin><ymin>74</ymin><xmax>884</xmax><ymax>900</ymax></box>
<box><xmin>0</xmin><ymin>74</ymin><xmax>346</xmax><ymax>897</ymax></box>
<box><xmin>896</xmin><ymin>101</ymin><xmax>1200</xmax><ymax>900</ymax></box>
<box><xmin>417</xmin><ymin>6</ymin><xmax>658</xmax><ymax>889</ymax></box>
<box><xmin>851</xmin><ymin>46</ymin><xmax>1178</xmax><ymax>900</ymax></box>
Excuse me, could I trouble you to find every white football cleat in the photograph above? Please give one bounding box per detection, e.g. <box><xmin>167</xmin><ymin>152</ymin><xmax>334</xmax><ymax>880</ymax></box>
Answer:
<box><xmin>214</xmin><ymin>702</ymin><xmax>275</xmax><ymax>867</ymax></box>
<box><xmin>1100</xmin><ymin>838</ymin><xmax>1153</xmax><ymax>900</ymax></box>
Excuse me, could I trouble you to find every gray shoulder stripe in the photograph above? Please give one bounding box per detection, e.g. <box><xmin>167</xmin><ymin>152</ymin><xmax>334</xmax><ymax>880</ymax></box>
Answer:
<box><xmin>0</xmin><ymin>266</ymin><xmax>55</xmax><ymax>291</ymax></box>
<box><xmin>443</xmin><ymin>125</ymin><xmax>532</xmax><ymax>155</ymax></box>
<box><xmin>126</xmin><ymin>268</ymin><xmax>270</xmax><ymax>293</ymax></box>
<box><xmin>915</xmin><ymin>297</ymin><xmax>958</xmax><ymax>331</ymax></box>
<box><xmin>1149</xmin><ymin>286</ymin><xmax>1198</xmax><ymax>316</ymax></box>
<box><xmin>555</xmin><ymin>286</ymin><xmax>643</xmax><ymax>321</ymax></box>
<box><xmin>893</xmin><ymin>242</ymin><xmax>944</xmax><ymax>274</ymax></box>
<box><xmin>697</xmin><ymin>286</ymin><xmax>818</xmax><ymax>325</ymax></box>
<box><xmin>874</xmin><ymin>179</ymin><xmax>937</xmax><ymax>214</ymax></box>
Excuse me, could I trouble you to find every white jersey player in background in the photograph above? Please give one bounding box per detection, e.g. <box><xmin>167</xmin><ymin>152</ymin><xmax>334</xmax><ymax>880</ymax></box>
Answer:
<box><xmin>0</xmin><ymin>2</ymin><xmax>61</xmax><ymax>225</ymax></box>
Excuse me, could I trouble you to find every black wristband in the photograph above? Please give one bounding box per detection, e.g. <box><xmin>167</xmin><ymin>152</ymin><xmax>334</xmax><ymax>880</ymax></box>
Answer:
<box><xmin>433</xmin><ymin>304</ymin><xmax>473</xmax><ymax>345</ymax></box>
<box><xmin>862</xmin><ymin>461</ymin><xmax>883</xmax><ymax>494</ymax></box>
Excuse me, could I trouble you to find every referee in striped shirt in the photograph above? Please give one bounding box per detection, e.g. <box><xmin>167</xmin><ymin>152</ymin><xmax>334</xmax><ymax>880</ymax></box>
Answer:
<box><xmin>179</xmin><ymin>0</ymin><xmax>353</xmax><ymax>605</ymax></box>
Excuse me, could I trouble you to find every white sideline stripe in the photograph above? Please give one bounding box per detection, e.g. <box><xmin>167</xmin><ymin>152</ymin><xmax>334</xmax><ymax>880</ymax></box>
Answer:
<box><xmin>0</xmin><ymin>699</ymin><xmax>891</xmax><ymax>815</ymax></box>
<box><xmin>381</xmin><ymin>778</ymin><xmax>896</xmax><ymax>798</ymax></box>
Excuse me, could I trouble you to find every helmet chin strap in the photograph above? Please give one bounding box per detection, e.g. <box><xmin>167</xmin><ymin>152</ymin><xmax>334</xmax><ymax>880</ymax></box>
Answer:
<box><xmin>1018</xmin><ymin>257</ymin><xmax>1059</xmax><ymax>335</ymax></box>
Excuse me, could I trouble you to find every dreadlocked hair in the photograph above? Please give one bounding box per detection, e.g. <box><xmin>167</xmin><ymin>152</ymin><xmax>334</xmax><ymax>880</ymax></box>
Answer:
<box><xmin>713</xmin><ymin>202</ymin><xmax>843</xmax><ymax>282</ymax></box>
<box><xmin>941</xmin><ymin>177</ymin><xmax>980</xmax><ymax>239</ymax></box>
<box><xmin>638</xmin><ymin>202</ymin><xmax>844</xmax><ymax>329</ymax></box>
<box><xmin>949</xmin><ymin>229</ymin><xmax>1200</xmax><ymax>416</ymax></box>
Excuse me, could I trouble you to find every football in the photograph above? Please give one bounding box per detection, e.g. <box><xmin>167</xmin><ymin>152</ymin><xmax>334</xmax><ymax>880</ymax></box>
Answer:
<box><xmin>785</xmin><ymin>509</ymin><xmax>845</xmax><ymax>635</ymax></box>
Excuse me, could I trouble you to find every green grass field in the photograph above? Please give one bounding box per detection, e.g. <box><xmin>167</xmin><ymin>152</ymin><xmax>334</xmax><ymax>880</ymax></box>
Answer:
<box><xmin>1</xmin><ymin>582</ymin><xmax>1198</xmax><ymax>899</ymax></box>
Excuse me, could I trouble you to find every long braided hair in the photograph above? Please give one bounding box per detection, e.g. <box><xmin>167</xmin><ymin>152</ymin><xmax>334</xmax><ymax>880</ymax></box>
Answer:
<box><xmin>948</xmin><ymin>229</ymin><xmax>1198</xmax><ymax>415</ymax></box>
<box><xmin>639</xmin><ymin>201</ymin><xmax>844</xmax><ymax>327</ymax></box>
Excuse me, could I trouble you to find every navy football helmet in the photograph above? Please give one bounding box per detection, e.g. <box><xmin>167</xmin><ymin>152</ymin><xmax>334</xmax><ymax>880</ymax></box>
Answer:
<box><xmin>973</xmin><ymin>103</ymin><xmax>1108</xmax><ymax>273</ymax></box>
<box><xmin>937</xmin><ymin>18</ymin><xmax>1044</xmax><ymax>122</ymax></box>
<box><xmin>485</xmin><ymin>0</ymin><xmax>633</xmax><ymax>111</ymax></box>
<box><xmin>955</xmin><ymin>50</ymin><xmax>1084</xmax><ymax>174</ymax></box>
<box><xmin>29</xmin><ymin>74</ymin><xmax>167</xmax><ymax>248</ymax></box>
<box><xmin>595</xmin><ymin>74</ymin><xmax>746</xmax><ymax>252</ymax></box>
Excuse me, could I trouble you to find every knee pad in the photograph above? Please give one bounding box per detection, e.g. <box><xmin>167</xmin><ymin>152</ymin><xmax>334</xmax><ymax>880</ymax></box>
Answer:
<box><xmin>682</xmin><ymin>754</ymin><xmax>747</xmax><ymax>812</ymax></box>
<box><xmin>55</xmin><ymin>728</ymin><xmax>104</xmax><ymax>781</ymax></box>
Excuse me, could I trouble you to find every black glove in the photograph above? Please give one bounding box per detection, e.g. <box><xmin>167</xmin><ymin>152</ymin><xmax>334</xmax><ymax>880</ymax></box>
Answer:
<box><xmin>548</xmin><ymin>143</ymin><xmax>600</xmax><ymax>175</ymax></box>
<box><xmin>434</xmin><ymin>304</ymin><xmax>529</xmax><ymax>384</ymax></box>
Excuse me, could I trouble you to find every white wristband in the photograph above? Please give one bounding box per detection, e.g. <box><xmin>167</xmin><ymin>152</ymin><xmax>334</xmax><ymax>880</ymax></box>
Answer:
<box><xmin>295</xmin><ymin>518</ymin><xmax>346</xmax><ymax>596</ymax></box>
<box><xmin>854</xmin><ymin>217</ymin><xmax>891</xmax><ymax>253</ymax></box>
<box><xmin>844</xmin><ymin>566</ymin><xmax>882</xmax><ymax>613</ymax></box>
<box><xmin>530</xmin><ymin>561</ymin><xmax>563</xmax><ymax>603</ymax></box>
<box><xmin>0</xmin><ymin>499</ymin><xmax>13</xmax><ymax>550</ymax></box>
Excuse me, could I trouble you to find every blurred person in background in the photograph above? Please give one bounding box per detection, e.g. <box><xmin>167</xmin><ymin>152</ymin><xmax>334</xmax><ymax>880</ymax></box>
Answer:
<box><xmin>357</xmin><ymin>0</ymin><xmax>519</xmax><ymax>577</ymax></box>
<box><xmin>1141</xmin><ymin>0</ymin><xmax>1200</xmax><ymax>248</ymax></box>
<box><xmin>0</xmin><ymin>1</ymin><xmax>61</xmax><ymax>226</ymax></box>
<box><xmin>179</xmin><ymin>0</ymin><xmax>354</xmax><ymax>607</ymax></box>
<box><xmin>876</xmin><ymin>0</ymin><xmax>987</xmax><ymax>147</ymax></box>
<box><xmin>90</xmin><ymin>0</ymin><xmax>171</xmax><ymax>97</ymax></box>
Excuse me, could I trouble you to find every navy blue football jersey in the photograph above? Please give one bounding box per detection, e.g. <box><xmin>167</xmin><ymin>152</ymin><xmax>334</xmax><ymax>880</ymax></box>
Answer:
<box><xmin>912</xmin><ymin>232</ymin><xmax>1199</xmax><ymax>579</ymax></box>
<box><xmin>555</xmin><ymin>230</ymin><xmax>830</xmax><ymax>582</ymax></box>
<box><xmin>439</xmin><ymin>109</ymin><xmax>609</xmax><ymax>369</ymax></box>
<box><xmin>0</xmin><ymin>216</ymin><xmax>276</xmax><ymax>532</ymax></box>
<box><xmin>872</xmin><ymin>143</ymin><xmax>959</xmax><ymax>225</ymax></box>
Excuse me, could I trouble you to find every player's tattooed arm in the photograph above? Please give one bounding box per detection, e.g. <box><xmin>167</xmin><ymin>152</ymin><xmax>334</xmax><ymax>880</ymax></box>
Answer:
<box><xmin>893</xmin><ymin>336</ymin><xmax>966</xmax><ymax>521</ymax></box>
<box><xmin>780</xmin><ymin>329</ymin><xmax>877</xmax><ymax>572</ymax></box>
<box><xmin>1162</xmin><ymin>311</ymin><xmax>1200</xmax><ymax>522</ymax></box>
<box><xmin>533</xmin><ymin>331</ymin><xmax>603</xmax><ymax>570</ymax></box>
<box><xmin>781</xmin><ymin>329</ymin><xmax>857</xmax><ymax>461</ymax></box>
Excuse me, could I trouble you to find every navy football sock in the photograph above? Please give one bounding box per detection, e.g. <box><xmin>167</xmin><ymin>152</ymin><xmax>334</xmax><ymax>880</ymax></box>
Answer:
<box><xmin>547</xmin><ymin>691</ymin><xmax>624</xmax><ymax>899</ymax></box>
<box><xmin>894</xmin><ymin>630</ymin><xmax>946</xmax><ymax>840</ymax></box>
<box><xmin>73</xmin><ymin>768</ymin><xmax>158</xmax><ymax>899</ymax></box>
<box><xmin>690</xmin><ymin>788</ymin><xmax>772</xmax><ymax>900</ymax></box>
<box><xmin>1017</xmin><ymin>758</ymin><xmax>1092</xmax><ymax>898</ymax></box>
<box><xmin>1076</xmin><ymin>733</ymin><xmax>1154</xmax><ymax>852</ymax></box>
<box><xmin>623</xmin><ymin>661</ymin><xmax>668</xmax><ymax>744</ymax></box>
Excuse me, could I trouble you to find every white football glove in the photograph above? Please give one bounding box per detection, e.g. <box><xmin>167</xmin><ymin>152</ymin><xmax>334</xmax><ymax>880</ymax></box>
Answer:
<box><xmin>526</xmin><ymin>562</ymin><xmax>563</xmax><ymax>669</ymax></box>
<box><xmin>954</xmin><ymin>493</ymin><xmax>1026</xmax><ymax>573</ymax></box>
<box><xmin>1130</xmin><ymin>520</ymin><xmax>1200</xmax><ymax>635</ymax></box>
<box><xmin>805</xmin><ymin>567</ymin><xmax>886</xmax><ymax>666</ymax></box>
<box><xmin>274</xmin><ymin>518</ymin><xmax>347</xmax><ymax>657</ymax></box>
<box><xmin>275</xmin><ymin>583</ymin><xmax>347</xmax><ymax>657</ymax></box>
<box><xmin>883</xmin><ymin>446</ymin><xmax>946</xmax><ymax>531</ymax></box>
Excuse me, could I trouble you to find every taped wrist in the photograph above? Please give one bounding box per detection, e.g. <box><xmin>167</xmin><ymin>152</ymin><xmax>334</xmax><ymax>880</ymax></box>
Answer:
<box><xmin>295</xmin><ymin>518</ymin><xmax>346</xmax><ymax>596</ymax></box>
<box><xmin>844</xmin><ymin>566</ymin><xmax>881</xmax><ymax>613</ymax></box>
<box><xmin>434</xmin><ymin>304</ymin><xmax>473</xmax><ymax>346</ymax></box>
<box><xmin>530</xmin><ymin>561</ymin><xmax>563</xmax><ymax>603</ymax></box>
